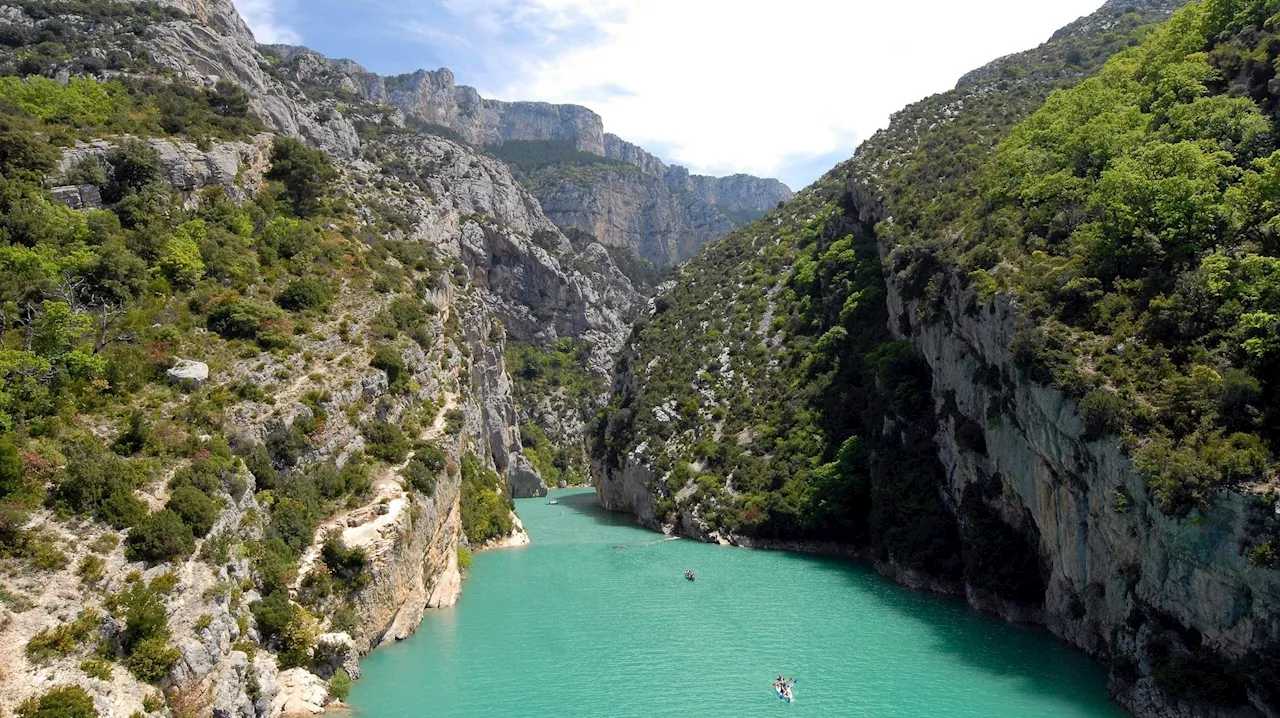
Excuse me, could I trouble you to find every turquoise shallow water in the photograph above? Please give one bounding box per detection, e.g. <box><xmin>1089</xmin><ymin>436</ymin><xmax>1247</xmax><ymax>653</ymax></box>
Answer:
<box><xmin>349</xmin><ymin>489</ymin><xmax>1124</xmax><ymax>718</ymax></box>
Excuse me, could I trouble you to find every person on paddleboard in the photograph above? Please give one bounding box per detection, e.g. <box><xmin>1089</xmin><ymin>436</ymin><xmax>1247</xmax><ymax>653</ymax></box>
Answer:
<box><xmin>773</xmin><ymin>675</ymin><xmax>796</xmax><ymax>701</ymax></box>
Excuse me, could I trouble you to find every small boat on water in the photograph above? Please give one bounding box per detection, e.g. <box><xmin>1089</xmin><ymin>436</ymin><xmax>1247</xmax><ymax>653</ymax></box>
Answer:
<box><xmin>684</xmin><ymin>570</ymin><xmax>695</xmax><ymax>581</ymax></box>
<box><xmin>773</xmin><ymin>677</ymin><xmax>796</xmax><ymax>703</ymax></box>
<box><xmin>547</xmin><ymin>499</ymin><xmax>559</xmax><ymax>505</ymax></box>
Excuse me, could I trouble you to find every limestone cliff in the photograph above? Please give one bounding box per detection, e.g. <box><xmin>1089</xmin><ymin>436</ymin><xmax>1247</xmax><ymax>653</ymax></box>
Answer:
<box><xmin>872</xmin><ymin>260</ymin><xmax>1280</xmax><ymax>718</ymax></box>
<box><xmin>258</xmin><ymin>46</ymin><xmax>605</xmax><ymax>154</ymax></box>
<box><xmin>528</xmin><ymin>163</ymin><xmax>735</xmax><ymax>267</ymax></box>
<box><xmin>605</xmin><ymin>134</ymin><xmax>793</xmax><ymax>225</ymax></box>
<box><xmin>260</xmin><ymin>47</ymin><xmax>792</xmax><ymax>267</ymax></box>
<box><xmin>524</xmin><ymin>137</ymin><xmax>794</xmax><ymax>266</ymax></box>
<box><xmin>144</xmin><ymin>0</ymin><xmax>360</xmax><ymax>157</ymax></box>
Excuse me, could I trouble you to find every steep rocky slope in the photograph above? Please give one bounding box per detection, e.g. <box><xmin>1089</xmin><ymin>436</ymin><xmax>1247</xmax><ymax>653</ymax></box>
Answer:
<box><xmin>0</xmin><ymin>0</ymin><xmax>640</xmax><ymax>716</ymax></box>
<box><xmin>259</xmin><ymin>45</ymin><xmax>792</xmax><ymax>267</ymax></box>
<box><xmin>527</xmin><ymin>134</ymin><xmax>793</xmax><ymax>266</ymax></box>
<box><xmin>595</xmin><ymin>1</ymin><xmax>1280</xmax><ymax>716</ymax></box>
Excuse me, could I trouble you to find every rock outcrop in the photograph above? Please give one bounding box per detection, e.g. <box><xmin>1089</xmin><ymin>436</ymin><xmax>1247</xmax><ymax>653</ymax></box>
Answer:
<box><xmin>339</xmin><ymin>131</ymin><xmax>643</xmax><ymax>373</ymax></box>
<box><xmin>144</xmin><ymin>0</ymin><xmax>360</xmax><ymax>157</ymax></box>
<box><xmin>528</xmin><ymin>137</ymin><xmax>793</xmax><ymax>266</ymax></box>
<box><xmin>604</xmin><ymin>134</ymin><xmax>793</xmax><ymax>224</ymax></box>
<box><xmin>166</xmin><ymin>359</ymin><xmax>210</xmax><ymax>387</ymax></box>
<box><xmin>54</xmin><ymin>133</ymin><xmax>274</xmax><ymax>210</ymax></box>
<box><xmin>871</xmin><ymin>264</ymin><xmax>1280</xmax><ymax>716</ymax></box>
<box><xmin>386</xmin><ymin>68</ymin><xmax>607</xmax><ymax>155</ymax></box>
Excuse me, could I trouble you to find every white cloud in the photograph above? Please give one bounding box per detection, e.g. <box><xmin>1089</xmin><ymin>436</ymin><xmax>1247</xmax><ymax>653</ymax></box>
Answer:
<box><xmin>491</xmin><ymin>0</ymin><xmax>1110</xmax><ymax>188</ymax></box>
<box><xmin>233</xmin><ymin>0</ymin><xmax>301</xmax><ymax>45</ymax></box>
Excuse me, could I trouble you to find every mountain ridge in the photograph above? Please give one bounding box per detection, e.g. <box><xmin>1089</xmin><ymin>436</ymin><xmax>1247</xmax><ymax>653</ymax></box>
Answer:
<box><xmin>258</xmin><ymin>43</ymin><xmax>793</xmax><ymax>266</ymax></box>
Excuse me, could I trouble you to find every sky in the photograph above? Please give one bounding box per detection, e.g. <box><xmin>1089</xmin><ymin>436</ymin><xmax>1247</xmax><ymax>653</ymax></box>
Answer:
<box><xmin>232</xmin><ymin>0</ymin><xmax>1111</xmax><ymax>190</ymax></box>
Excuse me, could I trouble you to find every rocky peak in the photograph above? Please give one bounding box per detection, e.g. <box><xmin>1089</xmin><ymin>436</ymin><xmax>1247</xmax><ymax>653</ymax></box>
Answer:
<box><xmin>604</xmin><ymin>133</ymin><xmax>668</xmax><ymax>176</ymax></box>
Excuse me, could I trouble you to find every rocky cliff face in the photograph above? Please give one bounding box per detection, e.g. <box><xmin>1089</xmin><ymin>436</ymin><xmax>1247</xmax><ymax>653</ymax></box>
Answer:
<box><xmin>143</xmin><ymin>0</ymin><xmax>359</xmax><ymax>157</ymax></box>
<box><xmin>260</xmin><ymin>48</ymin><xmax>792</xmax><ymax>267</ymax></box>
<box><xmin>873</xmin><ymin>262</ymin><xmax>1280</xmax><ymax>717</ymax></box>
<box><xmin>259</xmin><ymin>47</ymin><xmax>605</xmax><ymax>154</ymax></box>
<box><xmin>387</xmin><ymin>68</ymin><xmax>606</xmax><ymax>155</ymax></box>
<box><xmin>530</xmin><ymin>164</ymin><xmax>735</xmax><ymax>267</ymax></box>
<box><xmin>674</xmin><ymin>171</ymin><xmax>792</xmax><ymax>223</ymax></box>
<box><xmin>604</xmin><ymin>135</ymin><xmax>792</xmax><ymax>221</ymax></box>
<box><xmin>584</xmin><ymin>134</ymin><xmax>794</xmax><ymax>263</ymax></box>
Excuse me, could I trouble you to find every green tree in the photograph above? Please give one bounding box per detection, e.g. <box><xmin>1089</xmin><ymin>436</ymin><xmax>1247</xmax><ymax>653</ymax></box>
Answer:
<box><xmin>0</xmin><ymin>117</ymin><xmax>59</xmax><ymax>179</ymax></box>
<box><xmin>104</xmin><ymin>139</ymin><xmax>160</xmax><ymax>205</ymax></box>
<box><xmin>166</xmin><ymin>485</ymin><xmax>218</xmax><ymax>537</ymax></box>
<box><xmin>370</xmin><ymin>345</ymin><xmax>409</xmax><ymax>393</ymax></box>
<box><xmin>329</xmin><ymin>668</ymin><xmax>353</xmax><ymax>701</ymax></box>
<box><xmin>459</xmin><ymin>455</ymin><xmax>512</xmax><ymax>543</ymax></box>
<box><xmin>405</xmin><ymin>444</ymin><xmax>445</xmax><ymax>495</ymax></box>
<box><xmin>268</xmin><ymin>498</ymin><xmax>316</xmax><ymax>556</ymax></box>
<box><xmin>124</xmin><ymin>636</ymin><xmax>180</xmax><ymax>683</ymax></box>
<box><xmin>267</xmin><ymin>137</ymin><xmax>337</xmax><ymax>217</ymax></box>
<box><xmin>0</xmin><ymin>76</ymin><xmax>116</xmax><ymax>125</ymax></box>
<box><xmin>276</xmin><ymin>277</ymin><xmax>334</xmax><ymax>311</ymax></box>
<box><xmin>361</xmin><ymin>420</ymin><xmax>409</xmax><ymax>462</ymax></box>
<box><xmin>100</xmin><ymin>486</ymin><xmax>148</xmax><ymax>529</ymax></box>
<box><xmin>0</xmin><ymin>436</ymin><xmax>23</xmax><ymax>499</ymax></box>
<box><xmin>125</xmin><ymin>509</ymin><xmax>195</xmax><ymax>563</ymax></box>
<box><xmin>158</xmin><ymin>220</ymin><xmax>207</xmax><ymax>288</ymax></box>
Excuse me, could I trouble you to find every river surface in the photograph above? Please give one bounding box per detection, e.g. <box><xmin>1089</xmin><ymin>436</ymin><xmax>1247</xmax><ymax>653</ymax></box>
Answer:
<box><xmin>349</xmin><ymin>488</ymin><xmax>1124</xmax><ymax>717</ymax></box>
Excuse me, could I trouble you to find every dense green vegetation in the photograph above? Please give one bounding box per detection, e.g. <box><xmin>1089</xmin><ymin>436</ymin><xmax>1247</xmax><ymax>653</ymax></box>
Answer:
<box><xmin>0</xmin><ymin>17</ymin><xmax>447</xmax><ymax>686</ymax></box>
<box><xmin>459</xmin><ymin>454</ymin><xmax>513</xmax><ymax>543</ymax></box>
<box><xmin>489</xmin><ymin>140</ymin><xmax>630</xmax><ymax>176</ymax></box>
<box><xmin>507</xmin><ymin>339</ymin><xmax>602</xmax><ymax>486</ymax></box>
<box><xmin>405</xmin><ymin>441</ymin><xmax>446</xmax><ymax>495</ymax></box>
<box><xmin>602</xmin><ymin>168</ymin><xmax>1037</xmax><ymax>579</ymax></box>
<box><xmin>0</xmin><ymin>0</ymin><xmax>187</xmax><ymax>80</ymax></box>
<box><xmin>0</xmin><ymin>74</ymin><xmax>258</xmax><ymax>147</ymax></box>
<box><xmin>16</xmin><ymin>686</ymin><xmax>97</xmax><ymax>718</ymax></box>
<box><xmin>884</xmin><ymin>0</ymin><xmax>1280</xmax><ymax>518</ymax></box>
<box><xmin>594</xmin><ymin>178</ymin><xmax>966</xmax><ymax>577</ymax></box>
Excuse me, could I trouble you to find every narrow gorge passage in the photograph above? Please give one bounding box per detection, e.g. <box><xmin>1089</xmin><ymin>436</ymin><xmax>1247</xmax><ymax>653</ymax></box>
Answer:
<box><xmin>349</xmin><ymin>490</ymin><xmax>1123</xmax><ymax>718</ymax></box>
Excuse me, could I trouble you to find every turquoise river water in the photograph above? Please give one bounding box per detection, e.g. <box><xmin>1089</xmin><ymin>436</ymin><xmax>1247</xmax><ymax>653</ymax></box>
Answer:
<box><xmin>349</xmin><ymin>489</ymin><xmax>1125</xmax><ymax>717</ymax></box>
